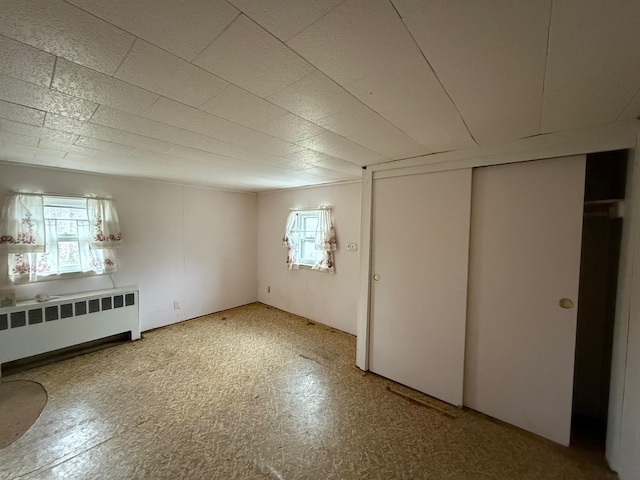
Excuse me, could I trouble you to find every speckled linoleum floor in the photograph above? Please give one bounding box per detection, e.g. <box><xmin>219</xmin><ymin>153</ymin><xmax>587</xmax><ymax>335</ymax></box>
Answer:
<box><xmin>0</xmin><ymin>303</ymin><xmax>617</xmax><ymax>479</ymax></box>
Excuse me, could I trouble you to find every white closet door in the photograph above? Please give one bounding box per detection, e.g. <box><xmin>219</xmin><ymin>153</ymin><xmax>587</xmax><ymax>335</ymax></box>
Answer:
<box><xmin>465</xmin><ymin>155</ymin><xmax>585</xmax><ymax>445</ymax></box>
<box><xmin>369</xmin><ymin>169</ymin><xmax>472</xmax><ymax>406</ymax></box>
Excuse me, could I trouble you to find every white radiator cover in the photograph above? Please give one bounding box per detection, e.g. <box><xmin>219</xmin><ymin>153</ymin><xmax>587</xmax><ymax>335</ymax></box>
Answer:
<box><xmin>0</xmin><ymin>286</ymin><xmax>140</xmax><ymax>375</ymax></box>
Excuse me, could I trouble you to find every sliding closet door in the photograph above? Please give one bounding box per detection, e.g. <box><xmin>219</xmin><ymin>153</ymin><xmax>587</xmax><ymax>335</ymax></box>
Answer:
<box><xmin>369</xmin><ymin>169</ymin><xmax>472</xmax><ymax>406</ymax></box>
<box><xmin>465</xmin><ymin>156</ymin><xmax>585</xmax><ymax>445</ymax></box>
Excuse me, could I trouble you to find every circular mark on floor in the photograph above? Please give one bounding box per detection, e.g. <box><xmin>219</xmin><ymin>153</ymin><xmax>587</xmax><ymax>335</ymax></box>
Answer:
<box><xmin>0</xmin><ymin>380</ymin><xmax>47</xmax><ymax>449</ymax></box>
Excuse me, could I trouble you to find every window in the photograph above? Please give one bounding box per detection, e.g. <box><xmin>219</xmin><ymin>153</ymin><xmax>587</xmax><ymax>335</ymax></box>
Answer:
<box><xmin>44</xmin><ymin>197</ymin><xmax>90</xmax><ymax>274</ymax></box>
<box><xmin>296</xmin><ymin>210</ymin><xmax>322</xmax><ymax>267</ymax></box>
<box><xmin>282</xmin><ymin>207</ymin><xmax>337</xmax><ymax>272</ymax></box>
<box><xmin>1</xmin><ymin>194</ymin><xmax>122</xmax><ymax>283</ymax></box>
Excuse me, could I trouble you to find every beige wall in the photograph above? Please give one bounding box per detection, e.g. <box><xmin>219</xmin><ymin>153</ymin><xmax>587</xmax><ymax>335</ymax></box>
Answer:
<box><xmin>257</xmin><ymin>182</ymin><xmax>361</xmax><ymax>335</ymax></box>
<box><xmin>0</xmin><ymin>162</ymin><xmax>258</xmax><ymax>331</ymax></box>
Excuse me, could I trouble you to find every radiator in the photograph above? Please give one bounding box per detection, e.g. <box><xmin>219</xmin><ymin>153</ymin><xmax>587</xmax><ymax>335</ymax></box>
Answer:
<box><xmin>0</xmin><ymin>286</ymin><xmax>140</xmax><ymax>375</ymax></box>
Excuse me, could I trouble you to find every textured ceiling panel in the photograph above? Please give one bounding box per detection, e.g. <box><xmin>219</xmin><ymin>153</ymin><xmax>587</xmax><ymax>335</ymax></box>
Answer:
<box><xmin>297</xmin><ymin>131</ymin><xmax>387</xmax><ymax>165</ymax></box>
<box><xmin>0</xmin><ymin>100</ymin><xmax>45</xmax><ymax>127</ymax></box>
<box><xmin>228</xmin><ymin>0</ymin><xmax>343</xmax><ymax>42</ymax></box>
<box><xmin>252</xmin><ymin>113</ymin><xmax>327</xmax><ymax>144</ymax></box>
<box><xmin>0</xmin><ymin>0</ymin><xmax>134</xmax><ymax>75</ymax></box>
<box><xmin>542</xmin><ymin>0</ymin><xmax>640</xmax><ymax>132</ymax></box>
<box><xmin>287</xmin><ymin>0</ymin><xmax>420</xmax><ymax>84</ymax></box>
<box><xmin>142</xmin><ymin>97</ymin><xmax>302</xmax><ymax>157</ymax></box>
<box><xmin>114</xmin><ymin>40</ymin><xmax>229</xmax><ymax>107</ymax></box>
<box><xmin>0</xmin><ymin>118</ymin><xmax>78</xmax><ymax>145</ymax></box>
<box><xmin>403</xmin><ymin>0</ymin><xmax>551</xmax><ymax>144</ymax></box>
<box><xmin>67</xmin><ymin>0</ymin><xmax>239</xmax><ymax>61</ymax></box>
<box><xmin>193</xmin><ymin>15</ymin><xmax>315</xmax><ymax>97</ymax></box>
<box><xmin>200</xmin><ymin>85</ymin><xmax>288</xmax><ymax>130</ymax></box>
<box><xmin>0</xmin><ymin>0</ymin><xmax>637</xmax><ymax>191</ymax></box>
<box><xmin>267</xmin><ymin>70</ymin><xmax>362</xmax><ymax>123</ymax></box>
<box><xmin>0</xmin><ymin>74</ymin><xmax>97</xmax><ymax>121</ymax></box>
<box><xmin>345</xmin><ymin>55</ymin><xmax>476</xmax><ymax>152</ymax></box>
<box><xmin>52</xmin><ymin>58</ymin><xmax>160</xmax><ymax>115</ymax></box>
<box><xmin>0</xmin><ymin>36</ymin><xmax>55</xmax><ymax>87</ymax></box>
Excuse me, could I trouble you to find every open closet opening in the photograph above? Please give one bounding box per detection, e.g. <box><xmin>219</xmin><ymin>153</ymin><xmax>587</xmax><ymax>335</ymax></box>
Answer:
<box><xmin>571</xmin><ymin>150</ymin><xmax>628</xmax><ymax>453</ymax></box>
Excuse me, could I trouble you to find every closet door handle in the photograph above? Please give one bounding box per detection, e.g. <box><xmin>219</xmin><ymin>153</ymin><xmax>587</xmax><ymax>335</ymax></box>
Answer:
<box><xmin>373</xmin><ymin>274</ymin><xmax>381</xmax><ymax>281</ymax></box>
<box><xmin>559</xmin><ymin>298</ymin><xmax>574</xmax><ymax>309</ymax></box>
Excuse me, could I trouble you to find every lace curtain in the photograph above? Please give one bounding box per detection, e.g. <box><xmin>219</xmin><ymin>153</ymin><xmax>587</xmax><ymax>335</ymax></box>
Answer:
<box><xmin>0</xmin><ymin>194</ymin><xmax>46</xmax><ymax>253</ymax></box>
<box><xmin>282</xmin><ymin>207</ymin><xmax>337</xmax><ymax>273</ymax></box>
<box><xmin>0</xmin><ymin>194</ymin><xmax>121</xmax><ymax>283</ymax></box>
<box><xmin>87</xmin><ymin>198</ymin><xmax>123</xmax><ymax>249</ymax></box>
<box><xmin>312</xmin><ymin>208</ymin><xmax>337</xmax><ymax>273</ymax></box>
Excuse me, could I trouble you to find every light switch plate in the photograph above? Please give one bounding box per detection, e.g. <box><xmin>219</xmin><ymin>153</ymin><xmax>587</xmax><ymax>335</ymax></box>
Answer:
<box><xmin>347</xmin><ymin>242</ymin><xmax>357</xmax><ymax>251</ymax></box>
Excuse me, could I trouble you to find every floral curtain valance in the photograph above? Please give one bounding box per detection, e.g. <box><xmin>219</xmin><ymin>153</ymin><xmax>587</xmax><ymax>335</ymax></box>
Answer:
<box><xmin>87</xmin><ymin>198</ymin><xmax>123</xmax><ymax>249</ymax></box>
<box><xmin>0</xmin><ymin>194</ymin><xmax>45</xmax><ymax>253</ymax></box>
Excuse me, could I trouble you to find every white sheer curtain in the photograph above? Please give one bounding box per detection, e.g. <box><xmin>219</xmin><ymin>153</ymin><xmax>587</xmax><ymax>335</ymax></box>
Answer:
<box><xmin>0</xmin><ymin>194</ymin><xmax>45</xmax><ymax>253</ymax></box>
<box><xmin>1</xmin><ymin>194</ymin><xmax>122</xmax><ymax>283</ymax></box>
<box><xmin>312</xmin><ymin>208</ymin><xmax>337</xmax><ymax>273</ymax></box>
<box><xmin>87</xmin><ymin>198</ymin><xmax>123</xmax><ymax>249</ymax></box>
<box><xmin>282</xmin><ymin>211</ymin><xmax>300</xmax><ymax>270</ymax></box>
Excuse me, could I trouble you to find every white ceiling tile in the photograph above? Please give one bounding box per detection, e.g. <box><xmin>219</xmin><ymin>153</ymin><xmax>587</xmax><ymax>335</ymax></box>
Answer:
<box><xmin>0</xmin><ymin>74</ymin><xmax>97</xmax><ymax>120</ymax></box>
<box><xmin>44</xmin><ymin>113</ymin><xmax>121</xmax><ymax>142</ymax></box>
<box><xmin>0</xmin><ymin>35</ymin><xmax>55</xmax><ymax>87</ymax></box>
<box><xmin>110</xmin><ymin>131</ymin><xmax>176</xmax><ymax>154</ymax></box>
<box><xmin>0</xmin><ymin>0</ymin><xmax>134</xmax><ymax>75</ymax></box>
<box><xmin>345</xmin><ymin>56</ymin><xmax>476</xmax><ymax>151</ymax></box>
<box><xmin>287</xmin><ymin>0</ymin><xmax>420</xmax><ymax>84</ymax></box>
<box><xmin>1</xmin><ymin>141</ymin><xmax>66</xmax><ymax>162</ymax></box>
<box><xmin>67</xmin><ymin>0</ymin><xmax>239</xmax><ymax>61</ymax></box>
<box><xmin>312</xmin><ymin>156</ymin><xmax>363</xmax><ymax>176</ymax></box>
<box><xmin>167</xmin><ymin>146</ymin><xmax>235</xmax><ymax>164</ymax></box>
<box><xmin>619</xmin><ymin>89</ymin><xmax>640</xmax><ymax>121</ymax></box>
<box><xmin>228</xmin><ymin>0</ymin><xmax>343</xmax><ymax>41</ymax></box>
<box><xmin>281</xmin><ymin>148</ymin><xmax>342</xmax><ymax>164</ymax></box>
<box><xmin>143</xmin><ymin>97</ymin><xmax>301</xmax><ymax>156</ymax></box>
<box><xmin>114</xmin><ymin>40</ymin><xmax>229</xmax><ymax>107</ymax></box>
<box><xmin>297</xmin><ymin>131</ymin><xmax>387</xmax><ymax>165</ymax></box>
<box><xmin>0</xmin><ymin>100</ymin><xmax>45</xmax><ymax>127</ymax></box>
<box><xmin>0</xmin><ymin>130</ymin><xmax>39</xmax><ymax>147</ymax></box>
<box><xmin>0</xmin><ymin>118</ymin><xmax>79</xmax><ymax>144</ymax></box>
<box><xmin>75</xmin><ymin>136</ymin><xmax>138</xmax><ymax>156</ymax></box>
<box><xmin>37</xmin><ymin>139</ymin><xmax>100</xmax><ymax>156</ymax></box>
<box><xmin>381</xmin><ymin>101</ymin><xmax>476</xmax><ymax>153</ymax></box>
<box><xmin>252</xmin><ymin>113</ymin><xmax>327</xmax><ymax>143</ymax></box>
<box><xmin>200</xmin><ymin>85</ymin><xmax>288</xmax><ymax>129</ymax></box>
<box><xmin>312</xmin><ymin>101</ymin><xmax>429</xmax><ymax>158</ymax></box>
<box><xmin>267</xmin><ymin>70</ymin><xmax>361</xmax><ymax>122</ymax></box>
<box><xmin>348</xmin><ymin>126</ymin><xmax>429</xmax><ymax>160</ymax></box>
<box><xmin>404</xmin><ymin>1</ymin><xmax>551</xmax><ymax>144</ymax></box>
<box><xmin>390</xmin><ymin>0</ymin><xmax>426</xmax><ymax>17</ymax></box>
<box><xmin>52</xmin><ymin>58</ymin><xmax>160</xmax><ymax>115</ymax></box>
<box><xmin>90</xmin><ymin>105</ymin><xmax>266</xmax><ymax>161</ymax></box>
<box><xmin>193</xmin><ymin>14</ymin><xmax>315</xmax><ymax>97</ymax></box>
<box><xmin>542</xmin><ymin>0</ymin><xmax>640</xmax><ymax>132</ymax></box>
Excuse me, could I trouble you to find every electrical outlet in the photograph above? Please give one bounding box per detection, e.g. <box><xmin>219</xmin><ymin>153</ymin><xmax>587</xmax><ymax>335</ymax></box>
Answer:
<box><xmin>347</xmin><ymin>242</ymin><xmax>358</xmax><ymax>251</ymax></box>
<box><xmin>173</xmin><ymin>301</ymin><xmax>180</xmax><ymax>309</ymax></box>
<box><xmin>267</xmin><ymin>286</ymin><xmax>271</xmax><ymax>293</ymax></box>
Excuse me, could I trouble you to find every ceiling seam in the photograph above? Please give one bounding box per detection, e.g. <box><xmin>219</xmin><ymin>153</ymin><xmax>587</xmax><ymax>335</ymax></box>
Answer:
<box><xmin>616</xmin><ymin>88</ymin><xmax>640</xmax><ymax>121</ymax></box>
<box><xmin>189</xmin><ymin>11</ymin><xmax>241</xmax><ymax>63</ymax></box>
<box><xmin>388</xmin><ymin>0</ymin><xmax>479</xmax><ymax>147</ymax></box>
<box><xmin>539</xmin><ymin>0</ymin><xmax>555</xmax><ymax>133</ymax></box>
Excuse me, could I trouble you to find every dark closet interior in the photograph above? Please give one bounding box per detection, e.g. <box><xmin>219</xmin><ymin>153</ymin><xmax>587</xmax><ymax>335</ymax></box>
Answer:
<box><xmin>571</xmin><ymin>150</ymin><xmax>628</xmax><ymax>452</ymax></box>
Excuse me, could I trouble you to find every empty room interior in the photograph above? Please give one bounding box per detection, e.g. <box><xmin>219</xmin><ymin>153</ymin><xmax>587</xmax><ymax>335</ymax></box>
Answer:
<box><xmin>1</xmin><ymin>1</ymin><xmax>640</xmax><ymax>479</ymax></box>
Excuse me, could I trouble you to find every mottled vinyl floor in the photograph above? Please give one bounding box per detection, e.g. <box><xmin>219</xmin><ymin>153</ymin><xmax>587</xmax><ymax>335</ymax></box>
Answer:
<box><xmin>0</xmin><ymin>303</ymin><xmax>617</xmax><ymax>479</ymax></box>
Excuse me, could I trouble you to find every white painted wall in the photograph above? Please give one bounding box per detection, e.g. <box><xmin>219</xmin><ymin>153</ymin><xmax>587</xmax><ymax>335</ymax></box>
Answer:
<box><xmin>0</xmin><ymin>162</ymin><xmax>257</xmax><ymax>331</ymax></box>
<box><xmin>614</xmin><ymin>144</ymin><xmax>640</xmax><ymax>480</ymax></box>
<box><xmin>257</xmin><ymin>182</ymin><xmax>361</xmax><ymax>335</ymax></box>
